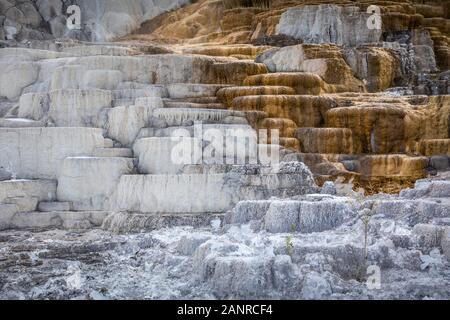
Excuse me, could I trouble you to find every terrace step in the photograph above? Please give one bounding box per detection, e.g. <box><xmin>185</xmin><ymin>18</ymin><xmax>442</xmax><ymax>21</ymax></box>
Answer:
<box><xmin>4</xmin><ymin>211</ymin><xmax>108</xmax><ymax>230</ymax></box>
<box><xmin>112</xmin><ymin>99</ymin><xmax>134</xmax><ymax>107</ymax></box>
<box><xmin>0</xmin><ymin>118</ymin><xmax>45</xmax><ymax>128</ymax></box>
<box><xmin>163</xmin><ymin>100</ymin><xmax>226</xmax><ymax>110</ymax></box>
<box><xmin>93</xmin><ymin>147</ymin><xmax>133</xmax><ymax>158</ymax></box>
<box><xmin>38</xmin><ymin>201</ymin><xmax>72</xmax><ymax>212</ymax></box>
<box><xmin>166</xmin><ymin>84</ymin><xmax>230</xmax><ymax>99</ymax></box>
<box><xmin>258</xmin><ymin>118</ymin><xmax>297</xmax><ymax>138</ymax></box>
<box><xmin>57</xmin><ymin>156</ymin><xmax>135</xmax><ymax>211</ymax></box>
<box><xmin>153</xmin><ymin>108</ymin><xmax>246</xmax><ymax>126</ymax></box>
<box><xmin>171</xmin><ymin>96</ymin><xmax>220</xmax><ymax>104</ymax></box>
<box><xmin>102</xmin><ymin>212</ymin><xmax>224</xmax><ymax>233</ymax></box>
<box><xmin>216</xmin><ymin>85</ymin><xmax>296</xmax><ymax>107</ymax></box>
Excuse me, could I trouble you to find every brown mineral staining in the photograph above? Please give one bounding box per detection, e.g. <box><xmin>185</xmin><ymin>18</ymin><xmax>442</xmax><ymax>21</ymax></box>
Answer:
<box><xmin>259</xmin><ymin>117</ymin><xmax>297</xmax><ymax>138</ymax></box>
<box><xmin>231</xmin><ymin>95</ymin><xmax>335</xmax><ymax>127</ymax></box>
<box><xmin>419</xmin><ymin>139</ymin><xmax>450</xmax><ymax>156</ymax></box>
<box><xmin>295</xmin><ymin>128</ymin><xmax>354</xmax><ymax>154</ymax></box>
<box><xmin>182</xmin><ymin>44</ymin><xmax>271</xmax><ymax>59</ymax></box>
<box><xmin>243</xmin><ymin>72</ymin><xmax>334</xmax><ymax>94</ymax></box>
<box><xmin>325</xmin><ymin>105</ymin><xmax>408</xmax><ymax>154</ymax></box>
<box><xmin>359</xmin><ymin>155</ymin><xmax>428</xmax><ymax>179</ymax></box>
<box><xmin>211</xmin><ymin>60</ymin><xmax>268</xmax><ymax>84</ymax></box>
<box><xmin>122</xmin><ymin>0</ymin><xmax>450</xmax><ymax>193</ymax></box>
<box><xmin>217</xmin><ymin>86</ymin><xmax>295</xmax><ymax>107</ymax></box>
<box><xmin>344</xmin><ymin>46</ymin><xmax>400</xmax><ymax>92</ymax></box>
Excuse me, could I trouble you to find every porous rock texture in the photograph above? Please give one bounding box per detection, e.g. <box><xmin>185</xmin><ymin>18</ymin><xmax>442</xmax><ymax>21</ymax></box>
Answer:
<box><xmin>0</xmin><ymin>0</ymin><xmax>449</xmax><ymax>300</ymax></box>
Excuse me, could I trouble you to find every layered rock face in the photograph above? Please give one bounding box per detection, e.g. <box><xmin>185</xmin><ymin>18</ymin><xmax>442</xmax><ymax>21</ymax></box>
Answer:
<box><xmin>0</xmin><ymin>0</ymin><xmax>449</xmax><ymax>300</ymax></box>
<box><xmin>0</xmin><ymin>0</ymin><xmax>191</xmax><ymax>41</ymax></box>
<box><xmin>124</xmin><ymin>0</ymin><xmax>450</xmax><ymax>192</ymax></box>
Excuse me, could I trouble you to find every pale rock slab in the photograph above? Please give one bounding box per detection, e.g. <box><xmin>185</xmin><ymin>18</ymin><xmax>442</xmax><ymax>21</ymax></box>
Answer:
<box><xmin>134</xmin><ymin>96</ymin><xmax>166</xmax><ymax>108</ymax></box>
<box><xmin>371</xmin><ymin>199</ymin><xmax>450</xmax><ymax>225</ymax></box>
<box><xmin>201</xmin><ymin>124</ymin><xmax>258</xmax><ymax>165</ymax></box>
<box><xmin>225</xmin><ymin>200</ymin><xmax>272</xmax><ymax>224</ymax></box>
<box><xmin>18</xmin><ymin>92</ymin><xmax>49</xmax><ymax>120</ymax></box>
<box><xmin>412</xmin><ymin>224</ymin><xmax>445</xmax><ymax>252</ymax></box>
<box><xmin>71</xmin><ymin>0</ymin><xmax>191</xmax><ymax>41</ymax></box>
<box><xmin>0</xmin><ymin>204</ymin><xmax>18</xmax><ymax>230</ymax></box>
<box><xmin>112</xmin><ymin>174</ymin><xmax>235</xmax><ymax>213</ymax></box>
<box><xmin>0</xmin><ymin>167</ymin><xmax>12</xmax><ymax>181</ymax></box>
<box><xmin>62</xmin><ymin>45</ymin><xmax>140</xmax><ymax>57</ymax></box>
<box><xmin>57</xmin><ymin>157</ymin><xmax>134</xmax><ymax>211</ymax></box>
<box><xmin>256</xmin><ymin>44</ymin><xmax>327</xmax><ymax>74</ymax></box>
<box><xmin>111</xmin><ymin>162</ymin><xmax>317</xmax><ymax>213</ymax></box>
<box><xmin>101</xmin><ymin>212</ymin><xmax>222</xmax><ymax>233</ymax></box>
<box><xmin>1</xmin><ymin>196</ymin><xmax>38</xmax><ymax>212</ymax></box>
<box><xmin>264</xmin><ymin>200</ymin><xmax>300</xmax><ymax>233</ymax></box>
<box><xmin>228</xmin><ymin>196</ymin><xmax>355</xmax><ymax>233</ymax></box>
<box><xmin>9</xmin><ymin>211</ymin><xmax>108</xmax><ymax>230</ymax></box>
<box><xmin>276</xmin><ymin>5</ymin><xmax>382</xmax><ymax>47</ymax></box>
<box><xmin>65</xmin><ymin>54</ymin><xmax>218</xmax><ymax>85</ymax></box>
<box><xmin>133</xmin><ymin>137</ymin><xmax>202</xmax><ymax>174</ymax></box>
<box><xmin>93</xmin><ymin>148</ymin><xmax>133</xmax><ymax>158</ymax></box>
<box><xmin>82</xmin><ymin>70</ymin><xmax>123</xmax><ymax>90</ymax></box>
<box><xmin>0</xmin><ymin>179</ymin><xmax>56</xmax><ymax>203</ymax></box>
<box><xmin>50</xmin><ymin>65</ymin><xmax>86</xmax><ymax>91</ymax></box>
<box><xmin>38</xmin><ymin>201</ymin><xmax>72</xmax><ymax>212</ymax></box>
<box><xmin>0</xmin><ymin>62</ymin><xmax>39</xmax><ymax>99</ymax></box>
<box><xmin>400</xmin><ymin>180</ymin><xmax>450</xmax><ymax>199</ymax></box>
<box><xmin>0</xmin><ymin>48</ymin><xmax>72</xmax><ymax>61</ymax></box>
<box><xmin>49</xmin><ymin>89</ymin><xmax>112</xmax><ymax>127</ymax></box>
<box><xmin>106</xmin><ymin>102</ymin><xmax>161</xmax><ymax>146</ymax></box>
<box><xmin>298</xmin><ymin>199</ymin><xmax>355</xmax><ymax>233</ymax></box>
<box><xmin>0</xmin><ymin>127</ymin><xmax>106</xmax><ymax>179</ymax></box>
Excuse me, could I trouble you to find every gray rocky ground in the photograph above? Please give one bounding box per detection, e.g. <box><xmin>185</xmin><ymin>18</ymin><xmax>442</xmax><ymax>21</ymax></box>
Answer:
<box><xmin>1</xmin><ymin>174</ymin><xmax>449</xmax><ymax>300</ymax></box>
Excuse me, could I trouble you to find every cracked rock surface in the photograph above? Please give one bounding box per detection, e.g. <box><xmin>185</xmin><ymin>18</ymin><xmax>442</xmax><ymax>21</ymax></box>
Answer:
<box><xmin>1</xmin><ymin>177</ymin><xmax>449</xmax><ymax>300</ymax></box>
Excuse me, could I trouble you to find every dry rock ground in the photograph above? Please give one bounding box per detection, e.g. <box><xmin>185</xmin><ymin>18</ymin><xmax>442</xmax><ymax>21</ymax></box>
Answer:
<box><xmin>0</xmin><ymin>174</ymin><xmax>449</xmax><ymax>299</ymax></box>
<box><xmin>0</xmin><ymin>0</ymin><xmax>450</xmax><ymax>299</ymax></box>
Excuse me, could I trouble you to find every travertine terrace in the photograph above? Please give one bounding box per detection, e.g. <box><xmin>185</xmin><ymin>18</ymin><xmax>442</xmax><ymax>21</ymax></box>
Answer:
<box><xmin>0</xmin><ymin>0</ymin><xmax>449</xmax><ymax>299</ymax></box>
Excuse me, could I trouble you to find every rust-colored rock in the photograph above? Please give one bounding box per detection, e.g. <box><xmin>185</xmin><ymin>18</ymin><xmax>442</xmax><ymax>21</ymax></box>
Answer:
<box><xmin>325</xmin><ymin>104</ymin><xmax>408</xmax><ymax>154</ymax></box>
<box><xmin>120</xmin><ymin>0</ymin><xmax>450</xmax><ymax>194</ymax></box>
<box><xmin>419</xmin><ymin>139</ymin><xmax>450</xmax><ymax>156</ymax></box>
<box><xmin>259</xmin><ymin>117</ymin><xmax>297</xmax><ymax>138</ymax></box>
<box><xmin>217</xmin><ymin>85</ymin><xmax>295</xmax><ymax>107</ymax></box>
<box><xmin>231</xmin><ymin>95</ymin><xmax>336</xmax><ymax>127</ymax></box>
<box><xmin>295</xmin><ymin>127</ymin><xmax>354</xmax><ymax>154</ymax></box>
<box><xmin>212</xmin><ymin>60</ymin><xmax>268</xmax><ymax>84</ymax></box>
<box><xmin>243</xmin><ymin>72</ymin><xmax>335</xmax><ymax>95</ymax></box>
<box><xmin>359</xmin><ymin>155</ymin><xmax>428</xmax><ymax>179</ymax></box>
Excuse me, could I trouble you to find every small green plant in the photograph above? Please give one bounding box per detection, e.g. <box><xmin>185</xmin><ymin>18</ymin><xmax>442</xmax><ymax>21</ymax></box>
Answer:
<box><xmin>354</xmin><ymin>208</ymin><xmax>375</xmax><ymax>282</ymax></box>
<box><xmin>347</xmin><ymin>188</ymin><xmax>374</xmax><ymax>282</ymax></box>
<box><xmin>285</xmin><ymin>235</ymin><xmax>294</xmax><ymax>256</ymax></box>
<box><xmin>290</xmin><ymin>223</ymin><xmax>297</xmax><ymax>233</ymax></box>
<box><xmin>359</xmin><ymin>208</ymin><xmax>374</xmax><ymax>262</ymax></box>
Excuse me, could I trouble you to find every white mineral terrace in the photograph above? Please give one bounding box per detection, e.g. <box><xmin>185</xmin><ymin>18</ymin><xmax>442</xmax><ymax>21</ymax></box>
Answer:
<box><xmin>0</xmin><ymin>0</ymin><xmax>449</xmax><ymax>300</ymax></box>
